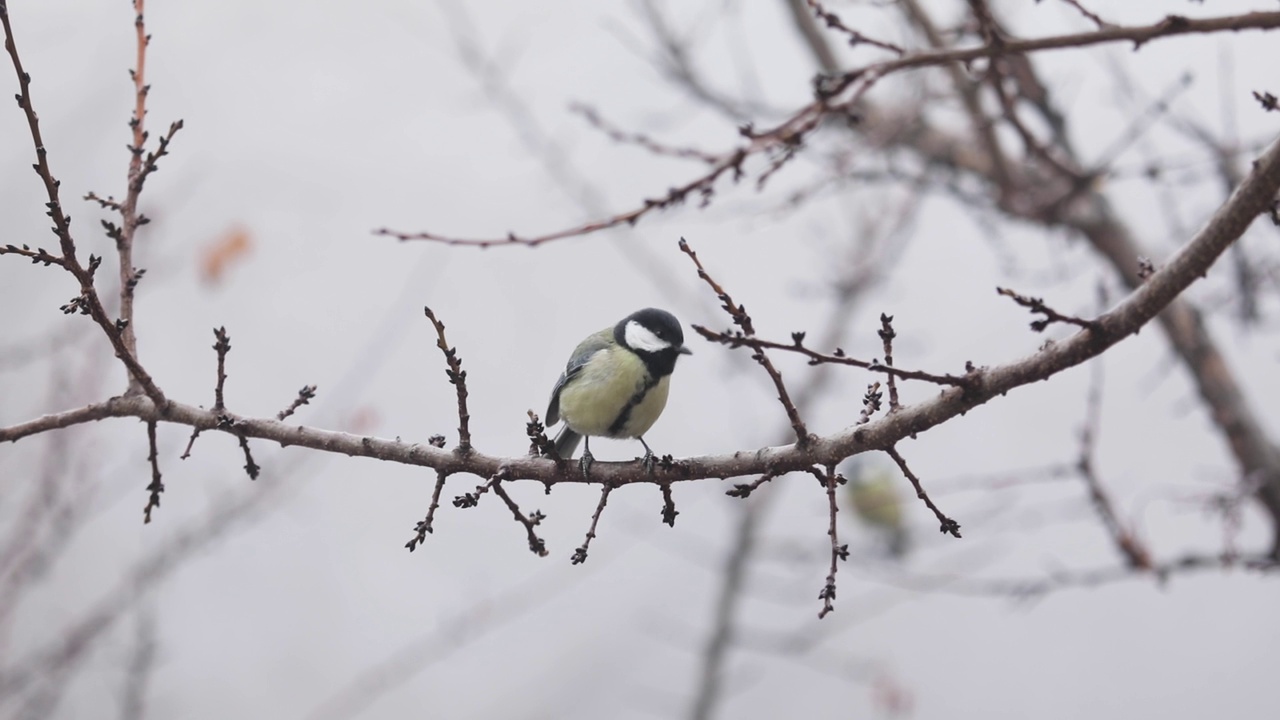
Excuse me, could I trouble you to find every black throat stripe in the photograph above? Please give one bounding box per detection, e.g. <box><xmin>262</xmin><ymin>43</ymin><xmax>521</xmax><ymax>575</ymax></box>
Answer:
<box><xmin>608</xmin><ymin>374</ymin><xmax>661</xmax><ymax>437</ymax></box>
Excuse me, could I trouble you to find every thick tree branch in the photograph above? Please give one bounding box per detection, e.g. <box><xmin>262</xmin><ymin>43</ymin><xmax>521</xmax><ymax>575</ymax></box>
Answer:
<box><xmin>4</xmin><ymin>136</ymin><xmax>1279</xmax><ymax>489</ymax></box>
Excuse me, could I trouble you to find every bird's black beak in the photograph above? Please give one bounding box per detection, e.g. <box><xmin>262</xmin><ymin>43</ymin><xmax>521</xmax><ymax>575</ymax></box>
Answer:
<box><xmin>677</xmin><ymin>345</ymin><xmax>692</xmax><ymax>356</ymax></box>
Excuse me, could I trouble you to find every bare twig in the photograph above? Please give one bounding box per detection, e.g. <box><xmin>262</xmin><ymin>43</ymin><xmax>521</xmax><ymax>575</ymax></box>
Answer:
<box><xmin>179</xmin><ymin>426</ymin><xmax>201</xmax><ymax>460</ymax></box>
<box><xmin>1</xmin><ymin>2</ymin><xmax>167</xmax><ymax>406</ymax></box>
<box><xmin>689</xmin><ymin>219</ymin><xmax>913</xmax><ymax>719</ymax></box>
<box><xmin>524</xmin><ymin>411</ymin><xmax>557</xmax><ymax>461</ymax></box>
<box><xmin>570</xmin><ymin>103</ymin><xmax>719</xmax><ymax>163</ymax></box>
<box><xmin>726</xmin><ymin>472</ymin><xmax>777</xmax><ymax>499</ymax></box>
<box><xmin>816</xmin><ymin>465</ymin><xmax>848</xmax><ymax>618</ymax></box>
<box><xmin>571</xmin><ymin>484</ymin><xmax>615</xmax><ymax>565</ymax></box>
<box><xmin>376</xmin><ymin>145</ymin><xmax>751</xmax><ymax>247</ymax></box>
<box><xmin>452</xmin><ymin>470</ymin><xmax>506</xmax><ymax>510</ymax></box>
<box><xmin>691</xmin><ymin>327</ymin><xmax>967</xmax><ymax>386</ymax></box>
<box><xmin>805</xmin><ymin>0</ymin><xmax>905</xmax><ymax>55</ymax></box>
<box><xmin>877</xmin><ymin>314</ymin><xmax>900</xmax><ymax>412</ymax></box>
<box><xmin>0</xmin><ymin>244</ymin><xmax>66</xmax><ymax>268</ymax></box>
<box><xmin>236</xmin><ymin>432</ymin><xmax>260</xmax><ymax>480</ymax></box>
<box><xmin>1053</xmin><ymin>0</ymin><xmax>1111</xmax><ymax>30</ymax></box>
<box><xmin>276</xmin><ymin>385</ymin><xmax>318</xmax><ymax>421</ymax></box>
<box><xmin>857</xmin><ymin>381</ymin><xmax>883</xmax><ymax>425</ymax></box>
<box><xmin>997</xmin><ymin>287</ymin><xmax>1099</xmax><ymax>332</ymax></box>
<box><xmin>660</xmin><ymin>482</ymin><xmax>678</xmax><ymax>527</ymax></box>
<box><xmin>898</xmin><ymin>0</ymin><xmax>1013</xmax><ymax>195</ymax></box>
<box><xmin>376</xmin><ymin>10</ymin><xmax>1280</xmax><ymax>248</ymax></box>
<box><xmin>424</xmin><ymin>307</ymin><xmax>471</xmax><ymax>452</ymax></box>
<box><xmin>201</xmin><ymin>327</ymin><xmax>259</xmax><ymax>480</ymax></box>
<box><xmin>679</xmin><ymin>237</ymin><xmax>810</xmax><ymax>446</ymax></box>
<box><xmin>884</xmin><ymin>446</ymin><xmax>961</xmax><ymax>538</ymax></box>
<box><xmin>492</xmin><ymin>483</ymin><xmax>549</xmax><ymax>557</ymax></box>
<box><xmin>406</xmin><ymin>471</ymin><xmax>450</xmax><ymax>552</ymax></box>
<box><xmin>114</xmin><ymin>1</ymin><xmax>183</xmax><ymax>395</ymax></box>
<box><xmin>143</xmin><ymin>421</ymin><xmax>163</xmax><ymax>523</ymax></box>
<box><xmin>212</xmin><ymin>327</ymin><xmax>231</xmax><ymax>411</ymax></box>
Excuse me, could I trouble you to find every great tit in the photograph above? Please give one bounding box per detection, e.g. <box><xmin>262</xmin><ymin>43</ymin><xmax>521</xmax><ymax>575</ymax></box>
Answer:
<box><xmin>546</xmin><ymin>308</ymin><xmax>692</xmax><ymax>473</ymax></box>
<box><xmin>841</xmin><ymin>458</ymin><xmax>911</xmax><ymax>559</ymax></box>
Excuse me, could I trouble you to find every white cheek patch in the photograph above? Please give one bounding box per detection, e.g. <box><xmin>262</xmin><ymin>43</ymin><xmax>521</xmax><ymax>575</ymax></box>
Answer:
<box><xmin>624</xmin><ymin>321</ymin><xmax>671</xmax><ymax>353</ymax></box>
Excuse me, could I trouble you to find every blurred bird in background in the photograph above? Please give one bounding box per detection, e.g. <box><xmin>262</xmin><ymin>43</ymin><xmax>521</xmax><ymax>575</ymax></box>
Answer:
<box><xmin>841</xmin><ymin>458</ymin><xmax>911</xmax><ymax>560</ymax></box>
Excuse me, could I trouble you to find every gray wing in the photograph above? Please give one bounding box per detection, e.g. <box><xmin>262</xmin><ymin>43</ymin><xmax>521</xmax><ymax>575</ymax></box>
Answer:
<box><xmin>546</xmin><ymin>328</ymin><xmax>613</xmax><ymax>426</ymax></box>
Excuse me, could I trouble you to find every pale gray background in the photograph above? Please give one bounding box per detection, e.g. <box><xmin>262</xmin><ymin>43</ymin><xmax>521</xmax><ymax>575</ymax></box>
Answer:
<box><xmin>2</xmin><ymin>1</ymin><xmax>1280</xmax><ymax>718</ymax></box>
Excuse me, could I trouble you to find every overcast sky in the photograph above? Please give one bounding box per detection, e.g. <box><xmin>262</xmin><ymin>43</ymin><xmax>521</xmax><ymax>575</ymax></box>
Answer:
<box><xmin>3</xmin><ymin>1</ymin><xmax>1280</xmax><ymax>719</ymax></box>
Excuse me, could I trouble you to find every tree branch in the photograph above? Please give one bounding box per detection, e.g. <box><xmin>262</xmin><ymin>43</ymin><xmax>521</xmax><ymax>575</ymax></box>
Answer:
<box><xmin>4</xmin><ymin>135</ymin><xmax>1280</xmax><ymax>489</ymax></box>
<box><xmin>1</xmin><ymin>2</ymin><xmax>168</xmax><ymax>407</ymax></box>
<box><xmin>377</xmin><ymin>9</ymin><xmax>1280</xmax><ymax>248</ymax></box>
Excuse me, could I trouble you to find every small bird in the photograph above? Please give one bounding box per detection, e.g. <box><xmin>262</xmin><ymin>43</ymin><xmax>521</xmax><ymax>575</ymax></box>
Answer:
<box><xmin>546</xmin><ymin>308</ymin><xmax>691</xmax><ymax>474</ymax></box>
<box><xmin>842</xmin><ymin>458</ymin><xmax>911</xmax><ymax>560</ymax></box>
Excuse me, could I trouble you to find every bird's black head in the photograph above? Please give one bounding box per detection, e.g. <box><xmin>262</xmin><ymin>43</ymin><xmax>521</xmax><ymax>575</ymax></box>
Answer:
<box><xmin>615</xmin><ymin>308</ymin><xmax>691</xmax><ymax>376</ymax></box>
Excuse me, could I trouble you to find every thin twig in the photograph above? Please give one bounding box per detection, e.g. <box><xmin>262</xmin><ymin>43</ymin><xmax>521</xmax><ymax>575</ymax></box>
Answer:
<box><xmin>276</xmin><ymin>385</ymin><xmax>318</xmax><ymax>421</ymax></box>
<box><xmin>205</xmin><ymin>327</ymin><xmax>258</xmax><ymax>480</ymax></box>
<box><xmin>1</xmin><ymin>3</ymin><xmax>167</xmax><ymax>406</ymax></box>
<box><xmin>423</xmin><ymin>307</ymin><xmax>471</xmax><ymax>452</ymax></box>
<box><xmin>997</xmin><ymin>287</ymin><xmax>1099</xmax><ymax>332</ymax></box>
<box><xmin>679</xmin><ymin>237</ymin><xmax>810</xmax><ymax>446</ymax></box>
<box><xmin>0</xmin><ymin>244</ymin><xmax>66</xmax><ymax>268</ymax></box>
<box><xmin>816</xmin><ymin>464</ymin><xmax>848</xmax><ymax>618</ymax></box>
<box><xmin>405</xmin><ymin>471</ymin><xmax>450</xmax><ymax>552</ymax></box>
<box><xmin>491</xmin><ymin>483</ymin><xmax>549</xmax><ymax>557</ymax></box>
<box><xmin>660</xmin><ymin>482</ymin><xmax>678</xmax><ymax>527</ymax></box>
<box><xmin>236</xmin><ymin>432</ymin><xmax>260</xmax><ymax>480</ymax></box>
<box><xmin>525</xmin><ymin>411</ymin><xmax>557</xmax><ymax>462</ymax></box>
<box><xmin>374</xmin><ymin>11</ymin><xmax>1280</xmax><ymax>248</ymax></box>
<box><xmin>143</xmin><ymin>421</ymin><xmax>163</xmax><ymax>523</ymax></box>
<box><xmin>116</xmin><ymin>0</ymin><xmax>150</xmax><ymax>387</ymax></box>
<box><xmin>1054</xmin><ymin>0</ymin><xmax>1111</xmax><ymax>30</ymax></box>
<box><xmin>692</xmin><ymin>327</ymin><xmax>967</xmax><ymax>386</ymax></box>
<box><xmin>452</xmin><ymin>475</ymin><xmax>500</xmax><ymax>509</ymax></box>
<box><xmin>178</xmin><ymin>330</ymin><xmax>231</xmax><ymax>458</ymax></box>
<box><xmin>725</xmin><ymin>472</ymin><xmax>777</xmax><ymax>499</ymax></box>
<box><xmin>857</xmin><ymin>381</ymin><xmax>883</xmax><ymax>425</ymax></box>
<box><xmin>884</xmin><ymin>446</ymin><xmax>962</xmax><ymax>538</ymax></box>
<box><xmin>805</xmin><ymin>0</ymin><xmax>905</xmax><ymax>55</ymax></box>
<box><xmin>376</xmin><ymin>145</ymin><xmax>752</xmax><ymax>247</ymax></box>
<box><xmin>877</xmin><ymin>313</ymin><xmax>900</xmax><ymax>412</ymax></box>
<box><xmin>117</xmin><ymin>1</ymin><xmax>181</xmax><ymax>396</ymax></box>
<box><xmin>212</xmin><ymin>327</ymin><xmax>231</xmax><ymax>411</ymax></box>
<box><xmin>571</xmin><ymin>484</ymin><xmax>614</xmax><ymax>564</ymax></box>
<box><xmin>179</xmin><ymin>427</ymin><xmax>201</xmax><ymax>460</ymax></box>
<box><xmin>570</xmin><ymin>103</ymin><xmax>719</xmax><ymax>163</ymax></box>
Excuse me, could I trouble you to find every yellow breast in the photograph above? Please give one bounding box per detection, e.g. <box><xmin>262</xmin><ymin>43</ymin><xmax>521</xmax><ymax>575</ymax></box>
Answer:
<box><xmin>557</xmin><ymin>347</ymin><xmax>672</xmax><ymax>439</ymax></box>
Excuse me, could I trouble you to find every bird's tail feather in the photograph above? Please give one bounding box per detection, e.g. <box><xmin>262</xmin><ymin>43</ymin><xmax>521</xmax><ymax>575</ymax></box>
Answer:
<box><xmin>552</xmin><ymin>427</ymin><xmax>582</xmax><ymax>459</ymax></box>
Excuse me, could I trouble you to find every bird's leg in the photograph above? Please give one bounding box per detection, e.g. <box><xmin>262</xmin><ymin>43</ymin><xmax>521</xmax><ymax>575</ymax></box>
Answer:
<box><xmin>638</xmin><ymin>436</ymin><xmax>656</xmax><ymax>476</ymax></box>
<box><xmin>579</xmin><ymin>436</ymin><xmax>594</xmax><ymax>480</ymax></box>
